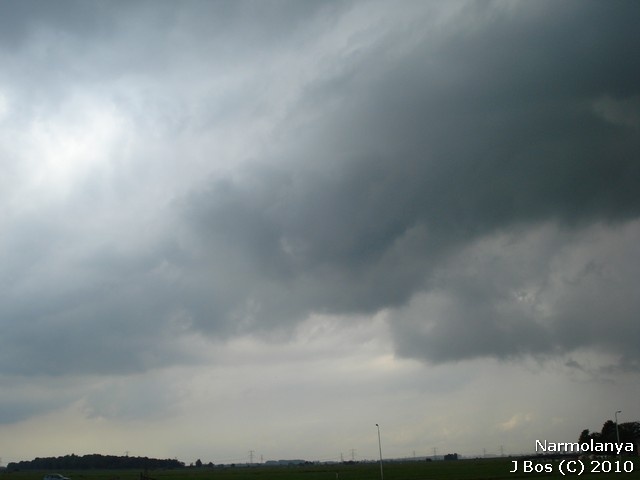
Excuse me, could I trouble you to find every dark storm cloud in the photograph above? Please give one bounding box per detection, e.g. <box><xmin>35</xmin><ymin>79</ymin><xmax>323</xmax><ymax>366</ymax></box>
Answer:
<box><xmin>180</xmin><ymin>0</ymin><xmax>640</xmax><ymax>362</ymax></box>
<box><xmin>0</xmin><ymin>0</ymin><xmax>639</xmax><ymax>386</ymax></box>
<box><xmin>388</xmin><ymin>221</ymin><xmax>640</xmax><ymax>365</ymax></box>
<box><xmin>0</xmin><ymin>225</ymin><xmax>194</xmax><ymax>376</ymax></box>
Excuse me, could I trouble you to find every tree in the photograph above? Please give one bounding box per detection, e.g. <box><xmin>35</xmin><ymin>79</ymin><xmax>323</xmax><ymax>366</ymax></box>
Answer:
<box><xmin>619</xmin><ymin>422</ymin><xmax>640</xmax><ymax>443</ymax></box>
<box><xmin>601</xmin><ymin>420</ymin><xmax>616</xmax><ymax>442</ymax></box>
<box><xmin>578</xmin><ymin>419</ymin><xmax>640</xmax><ymax>456</ymax></box>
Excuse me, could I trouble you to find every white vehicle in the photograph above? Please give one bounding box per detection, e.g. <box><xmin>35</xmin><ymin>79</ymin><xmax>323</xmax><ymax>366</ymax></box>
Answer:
<box><xmin>43</xmin><ymin>474</ymin><xmax>70</xmax><ymax>480</ymax></box>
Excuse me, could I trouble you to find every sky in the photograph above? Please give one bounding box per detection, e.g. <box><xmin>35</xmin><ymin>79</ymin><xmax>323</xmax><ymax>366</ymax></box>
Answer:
<box><xmin>0</xmin><ymin>0</ymin><xmax>639</xmax><ymax>466</ymax></box>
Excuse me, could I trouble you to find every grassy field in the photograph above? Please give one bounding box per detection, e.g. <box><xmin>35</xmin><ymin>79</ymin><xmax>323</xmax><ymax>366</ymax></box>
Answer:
<box><xmin>2</xmin><ymin>457</ymin><xmax>639</xmax><ymax>480</ymax></box>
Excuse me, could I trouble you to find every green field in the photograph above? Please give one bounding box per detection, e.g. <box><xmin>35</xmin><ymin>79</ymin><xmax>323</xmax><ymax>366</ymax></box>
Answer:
<box><xmin>3</xmin><ymin>457</ymin><xmax>639</xmax><ymax>480</ymax></box>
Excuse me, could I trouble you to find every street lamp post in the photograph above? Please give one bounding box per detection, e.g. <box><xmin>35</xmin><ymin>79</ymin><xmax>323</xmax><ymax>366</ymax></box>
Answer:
<box><xmin>615</xmin><ymin>410</ymin><xmax>622</xmax><ymax>445</ymax></box>
<box><xmin>376</xmin><ymin>424</ymin><xmax>384</xmax><ymax>480</ymax></box>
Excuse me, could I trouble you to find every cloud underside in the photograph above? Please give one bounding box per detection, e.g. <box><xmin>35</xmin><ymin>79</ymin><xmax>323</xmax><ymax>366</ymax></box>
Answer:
<box><xmin>0</xmin><ymin>0</ymin><xmax>639</xmax><ymax>383</ymax></box>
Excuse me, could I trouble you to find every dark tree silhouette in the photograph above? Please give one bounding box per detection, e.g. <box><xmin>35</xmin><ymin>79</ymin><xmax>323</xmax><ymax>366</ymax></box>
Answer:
<box><xmin>7</xmin><ymin>454</ymin><xmax>185</xmax><ymax>471</ymax></box>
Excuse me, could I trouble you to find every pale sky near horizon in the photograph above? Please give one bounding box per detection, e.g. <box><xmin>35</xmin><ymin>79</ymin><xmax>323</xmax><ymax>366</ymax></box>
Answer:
<box><xmin>0</xmin><ymin>0</ymin><xmax>639</xmax><ymax>466</ymax></box>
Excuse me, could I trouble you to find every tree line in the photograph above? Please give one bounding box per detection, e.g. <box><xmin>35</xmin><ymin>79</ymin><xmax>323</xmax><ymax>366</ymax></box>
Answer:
<box><xmin>6</xmin><ymin>454</ymin><xmax>185</xmax><ymax>471</ymax></box>
<box><xmin>579</xmin><ymin>420</ymin><xmax>640</xmax><ymax>450</ymax></box>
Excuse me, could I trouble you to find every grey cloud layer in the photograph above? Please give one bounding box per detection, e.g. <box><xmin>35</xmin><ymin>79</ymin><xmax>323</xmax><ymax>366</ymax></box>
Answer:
<box><xmin>0</xmin><ymin>0</ymin><xmax>639</xmax><ymax>388</ymax></box>
<box><xmin>179</xmin><ymin>1</ymin><xmax>640</xmax><ymax>357</ymax></box>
